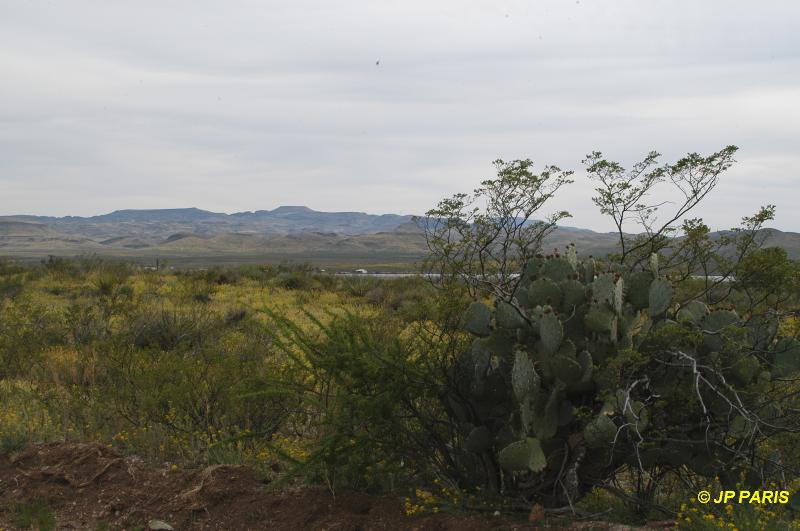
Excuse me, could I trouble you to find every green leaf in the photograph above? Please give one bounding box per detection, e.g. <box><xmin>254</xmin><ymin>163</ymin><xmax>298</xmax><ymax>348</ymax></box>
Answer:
<box><xmin>774</xmin><ymin>338</ymin><xmax>800</xmax><ymax>377</ymax></box>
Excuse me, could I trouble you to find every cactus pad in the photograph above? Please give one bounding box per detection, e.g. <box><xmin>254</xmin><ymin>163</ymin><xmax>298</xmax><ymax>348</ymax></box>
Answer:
<box><xmin>583</xmin><ymin>258</ymin><xmax>596</xmax><ymax>284</ymax></box>
<box><xmin>592</xmin><ymin>273</ymin><xmax>616</xmax><ymax>306</ymax></box>
<box><xmin>584</xmin><ymin>305</ymin><xmax>616</xmax><ymax>333</ymax></box>
<box><xmin>551</xmin><ymin>354</ymin><xmax>583</xmax><ymax>385</ymax></box>
<box><xmin>539</xmin><ymin>313</ymin><xmax>563</xmax><ymax>355</ymax></box>
<box><xmin>702</xmin><ymin>309</ymin><xmax>739</xmax><ymax>332</ymax></box>
<box><xmin>583</xmin><ymin>414</ymin><xmax>618</xmax><ymax>448</ymax></box>
<box><xmin>649</xmin><ymin>253</ymin><xmax>659</xmax><ymax>278</ymax></box>
<box><xmin>461</xmin><ymin>301</ymin><xmax>492</xmax><ymax>336</ymax></box>
<box><xmin>533</xmin><ymin>388</ymin><xmax>560</xmax><ymax>439</ymax></box>
<box><xmin>496</xmin><ymin>300</ymin><xmax>526</xmax><ymax>329</ymax></box>
<box><xmin>626</xmin><ymin>271</ymin><xmax>654</xmax><ymax>310</ymax></box>
<box><xmin>542</xmin><ymin>257</ymin><xmax>575</xmax><ymax>283</ymax></box>
<box><xmin>648</xmin><ymin>279</ymin><xmax>672</xmax><ymax>317</ymax></box>
<box><xmin>512</xmin><ymin>350</ymin><xmax>539</xmax><ymax>402</ymax></box>
<box><xmin>680</xmin><ymin>300</ymin><xmax>709</xmax><ymax>325</ymax></box>
<box><xmin>613</xmin><ymin>277</ymin><xmax>625</xmax><ymax>315</ymax></box>
<box><xmin>497</xmin><ymin>437</ymin><xmax>547</xmax><ymax>472</ymax></box>
<box><xmin>566</xmin><ymin>244</ymin><xmax>578</xmax><ymax>268</ymax></box>
<box><xmin>528</xmin><ymin>278</ymin><xmax>562</xmax><ymax>307</ymax></box>
<box><xmin>560</xmin><ymin>279</ymin><xmax>587</xmax><ymax>312</ymax></box>
<box><xmin>702</xmin><ymin>309</ymin><xmax>739</xmax><ymax>351</ymax></box>
<box><xmin>623</xmin><ymin>400</ymin><xmax>649</xmax><ymax>431</ymax></box>
<box><xmin>465</xmin><ymin>425</ymin><xmax>493</xmax><ymax>453</ymax></box>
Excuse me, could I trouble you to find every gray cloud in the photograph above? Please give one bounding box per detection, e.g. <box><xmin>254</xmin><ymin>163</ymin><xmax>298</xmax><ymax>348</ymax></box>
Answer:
<box><xmin>1</xmin><ymin>0</ymin><xmax>798</xmax><ymax>230</ymax></box>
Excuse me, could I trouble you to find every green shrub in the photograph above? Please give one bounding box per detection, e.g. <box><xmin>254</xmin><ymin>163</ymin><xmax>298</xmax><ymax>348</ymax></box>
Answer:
<box><xmin>266</xmin><ymin>308</ymin><xmax>468</xmax><ymax>493</ymax></box>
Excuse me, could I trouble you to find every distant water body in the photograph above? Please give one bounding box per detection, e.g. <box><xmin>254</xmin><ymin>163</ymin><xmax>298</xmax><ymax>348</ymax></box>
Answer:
<box><xmin>331</xmin><ymin>272</ymin><xmax>732</xmax><ymax>281</ymax></box>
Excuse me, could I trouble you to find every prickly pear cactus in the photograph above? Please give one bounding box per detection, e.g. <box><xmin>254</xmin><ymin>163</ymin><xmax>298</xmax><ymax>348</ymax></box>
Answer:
<box><xmin>648</xmin><ymin>279</ymin><xmax>672</xmax><ymax>317</ymax></box>
<box><xmin>460</xmin><ymin>301</ymin><xmax>492</xmax><ymax>336</ymax></box>
<box><xmin>449</xmin><ymin>247</ymin><xmax>791</xmax><ymax>506</ymax></box>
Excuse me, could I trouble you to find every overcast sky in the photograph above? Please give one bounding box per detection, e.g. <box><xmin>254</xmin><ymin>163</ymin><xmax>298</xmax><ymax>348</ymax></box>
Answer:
<box><xmin>1</xmin><ymin>1</ymin><xmax>798</xmax><ymax>231</ymax></box>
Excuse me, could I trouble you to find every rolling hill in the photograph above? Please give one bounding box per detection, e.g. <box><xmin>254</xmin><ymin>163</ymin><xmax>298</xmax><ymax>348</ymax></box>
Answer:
<box><xmin>1</xmin><ymin>207</ymin><xmax>798</xmax><ymax>268</ymax></box>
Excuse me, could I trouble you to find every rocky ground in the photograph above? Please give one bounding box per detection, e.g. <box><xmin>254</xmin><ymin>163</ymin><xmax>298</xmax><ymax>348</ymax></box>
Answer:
<box><xmin>0</xmin><ymin>442</ymin><xmax>674</xmax><ymax>530</ymax></box>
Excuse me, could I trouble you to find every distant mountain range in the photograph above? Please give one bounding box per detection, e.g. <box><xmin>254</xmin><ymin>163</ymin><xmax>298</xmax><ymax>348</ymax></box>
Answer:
<box><xmin>1</xmin><ymin>207</ymin><xmax>799</xmax><ymax>265</ymax></box>
<box><xmin>5</xmin><ymin>206</ymin><xmax>414</xmax><ymax>238</ymax></box>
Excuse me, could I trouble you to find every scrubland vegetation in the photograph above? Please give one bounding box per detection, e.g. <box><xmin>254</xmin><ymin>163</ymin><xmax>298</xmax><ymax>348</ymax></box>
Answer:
<box><xmin>2</xmin><ymin>148</ymin><xmax>800</xmax><ymax>529</ymax></box>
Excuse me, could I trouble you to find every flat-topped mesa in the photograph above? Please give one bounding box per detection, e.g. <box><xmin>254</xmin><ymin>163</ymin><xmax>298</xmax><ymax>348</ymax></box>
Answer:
<box><xmin>270</xmin><ymin>205</ymin><xmax>315</xmax><ymax>214</ymax></box>
<box><xmin>91</xmin><ymin>208</ymin><xmax>223</xmax><ymax>222</ymax></box>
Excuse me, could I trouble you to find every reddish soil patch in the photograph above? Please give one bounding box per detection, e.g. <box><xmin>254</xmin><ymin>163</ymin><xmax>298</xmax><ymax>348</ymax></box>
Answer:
<box><xmin>0</xmin><ymin>442</ymin><xmax>673</xmax><ymax>530</ymax></box>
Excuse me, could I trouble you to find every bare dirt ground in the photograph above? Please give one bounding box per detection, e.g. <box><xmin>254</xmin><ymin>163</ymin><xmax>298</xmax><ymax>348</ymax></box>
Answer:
<box><xmin>0</xmin><ymin>442</ymin><xmax>674</xmax><ymax>530</ymax></box>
